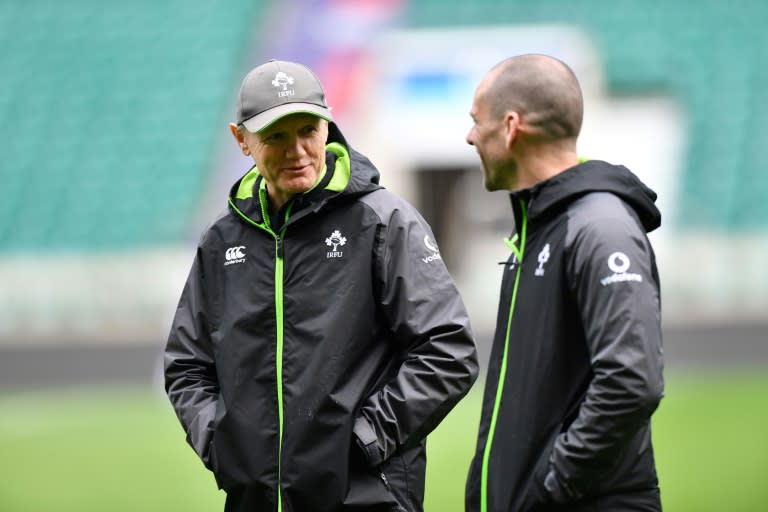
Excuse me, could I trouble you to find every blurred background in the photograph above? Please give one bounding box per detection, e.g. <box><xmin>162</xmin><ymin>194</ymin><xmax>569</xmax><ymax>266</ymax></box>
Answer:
<box><xmin>1</xmin><ymin>0</ymin><xmax>767</xmax><ymax>510</ymax></box>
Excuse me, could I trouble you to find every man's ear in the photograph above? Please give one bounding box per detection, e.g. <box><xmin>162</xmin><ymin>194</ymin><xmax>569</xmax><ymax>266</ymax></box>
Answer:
<box><xmin>503</xmin><ymin>112</ymin><xmax>520</xmax><ymax>149</ymax></box>
<box><xmin>229</xmin><ymin>123</ymin><xmax>251</xmax><ymax>156</ymax></box>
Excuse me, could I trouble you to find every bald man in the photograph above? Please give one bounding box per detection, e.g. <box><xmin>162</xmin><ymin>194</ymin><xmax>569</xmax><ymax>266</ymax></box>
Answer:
<box><xmin>464</xmin><ymin>55</ymin><xmax>664</xmax><ymax>512</ymax></box>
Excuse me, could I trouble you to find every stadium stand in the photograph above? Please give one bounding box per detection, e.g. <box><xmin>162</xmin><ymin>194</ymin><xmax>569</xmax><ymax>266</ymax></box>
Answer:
<box><xmin>1</xmin><ymin>1</ymin><xmax>764</xmax><ymax>252</ymax></box>
<box><xmin>403</xmin><ymin>0</ymin><xmax>768</xmax><ymax>230</ymax></box>
<box><xmin>0</xmin><ymin>0</ymin><xmax>765</xmax><ymax>388</ymax></box>
<box><xmin>0</xmin><ymin>0</ymin><xmax>264</xmax><ymax>251</ymax></box>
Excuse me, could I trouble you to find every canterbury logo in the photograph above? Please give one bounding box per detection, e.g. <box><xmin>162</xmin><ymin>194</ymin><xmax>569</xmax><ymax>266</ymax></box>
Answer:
<box><xmin>224</xmin><ymin>246</ymin><xmax>246</xmax><ymax>266</ymax></box>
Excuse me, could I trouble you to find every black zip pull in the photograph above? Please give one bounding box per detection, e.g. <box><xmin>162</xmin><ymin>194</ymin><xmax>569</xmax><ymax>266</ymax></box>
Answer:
<box><xmin>276</xmin><ymin>235</ymin><xmax>284</xmax><ymax>258</ymax></box>
<box><xmin>380</xmin><ymin>470</ymin><xmax>391</xmax><ymax>492</ymax></box>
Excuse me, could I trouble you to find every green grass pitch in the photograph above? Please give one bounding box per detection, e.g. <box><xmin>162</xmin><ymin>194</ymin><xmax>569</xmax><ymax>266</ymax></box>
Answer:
<box><xmin>1</xmin><ymin>370</ymin><xmax>767</xmax><ymax>511</ymax></box>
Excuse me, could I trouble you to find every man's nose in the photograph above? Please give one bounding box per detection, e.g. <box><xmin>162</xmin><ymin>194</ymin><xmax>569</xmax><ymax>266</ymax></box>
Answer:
<box><xmin>466</xmin><ymin>128</ymin><xmax>475</xmax><ymax>146</ymax></box>
<box><xmin>286</xmin><ymin>139</ymin><xmax>306</xmax><ymax>158</ymax></box>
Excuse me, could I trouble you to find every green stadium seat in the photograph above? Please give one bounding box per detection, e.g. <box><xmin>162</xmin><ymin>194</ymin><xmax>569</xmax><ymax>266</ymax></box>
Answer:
<box><xmin>0</xmin><ymin>0</ymin><xmax>265</xmax><ymax>251</ymax></box>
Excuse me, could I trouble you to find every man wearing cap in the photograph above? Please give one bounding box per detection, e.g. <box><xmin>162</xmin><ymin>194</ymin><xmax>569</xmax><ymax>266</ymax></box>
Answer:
<box><xmin>164</xmin><ymin>60</ymin><xmax>478</xmax><ymax>511</ymax></box>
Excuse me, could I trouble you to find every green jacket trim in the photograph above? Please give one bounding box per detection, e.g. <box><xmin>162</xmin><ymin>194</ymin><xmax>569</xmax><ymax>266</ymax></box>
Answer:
<box><xmin>481</xmin><ymin>198</ymin><xmax>528</xmax><ymax>512</ymax></box>
<box><xmin>325</xmin><ymin>142</ymin><xmax>351</xmax><ymax>192</ymax></box>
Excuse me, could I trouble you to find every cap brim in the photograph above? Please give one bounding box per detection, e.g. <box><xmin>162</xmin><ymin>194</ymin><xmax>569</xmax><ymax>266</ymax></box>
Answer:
<box><xmin>241</xmin><ymin>103</ymin><xmax>333</xmax><ymax>133</ymax></box>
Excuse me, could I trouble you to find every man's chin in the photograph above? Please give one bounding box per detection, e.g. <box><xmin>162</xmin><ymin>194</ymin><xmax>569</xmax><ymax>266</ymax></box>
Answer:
<box><xmin>482</xmin><ymin>177</ymin><xmax>503</xmax><ymax>192</ymax></box>
<box><xmin>282</xmin><ymin>177</ymin><xmax>317</xmax><ymax>195</ymax></box>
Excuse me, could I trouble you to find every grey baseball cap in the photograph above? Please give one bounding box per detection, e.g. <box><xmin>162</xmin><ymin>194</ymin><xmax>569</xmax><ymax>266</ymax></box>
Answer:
<box><xmin>236</xmin><ymin>59</ymin><xmax>333</xmax><ymax>133</ymax></box>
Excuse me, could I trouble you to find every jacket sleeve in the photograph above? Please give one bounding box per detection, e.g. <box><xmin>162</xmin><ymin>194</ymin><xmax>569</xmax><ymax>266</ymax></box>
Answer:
<box><xmin>352</xmin><ymin>203</ymin><xmax>479</xmax><ymax>467</ymax></box>
<box><xmin>544</xmin><ymin>211</ymin><xmax>664</xmax><ymax>502</ymax></box>
<box><xmin>164</xmin><ymin>247</ymin><xmax>219</xmax><ymax>470</ymax></box>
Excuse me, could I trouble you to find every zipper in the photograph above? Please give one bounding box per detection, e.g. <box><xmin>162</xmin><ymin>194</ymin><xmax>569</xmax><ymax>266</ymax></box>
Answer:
<box><xmin>228</xmin><ymin>194</ymin><xmax>292</xmax><ymax>512</ymax></box>
<box><xmin>380</xmin><ymin>470</ymin><xmax>392</xmax><ymax>492</ymax></box>
<box><xmin>480</xmin><ymin>198</ymin><xmax>528</xmax><ymax>512</ymax></box>
<box><xmin>274</xmin><ymin>233</ymin><xmax>285</xmax><ymax>512</ymax></box>
<box><xmin>252</xmin><ymin>193</ymin><xmax>287</xmax><ymax>512</ymax></box>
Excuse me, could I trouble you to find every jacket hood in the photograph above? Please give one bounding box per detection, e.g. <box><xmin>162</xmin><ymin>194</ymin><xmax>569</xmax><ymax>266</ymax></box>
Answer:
<box><xmin>227</xmin><ymin>122</ymin><xmax>382</xmax><ymax>224</ymax></box>
<box><xmin>519</xmin><ymin>159</ymin><xmax>661</xmax><ymax>233</ymax></box>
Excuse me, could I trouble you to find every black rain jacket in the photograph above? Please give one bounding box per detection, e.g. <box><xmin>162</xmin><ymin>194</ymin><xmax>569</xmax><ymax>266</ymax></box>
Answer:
<box><xmin>165</xmin><ymin>124</ymin><xmax>478</xmax><ymax>512</ymax></box>
<box><xmin>466</xmin><ymin>160</ymin><xmax>664</xmax><ymax>512</ymax></box>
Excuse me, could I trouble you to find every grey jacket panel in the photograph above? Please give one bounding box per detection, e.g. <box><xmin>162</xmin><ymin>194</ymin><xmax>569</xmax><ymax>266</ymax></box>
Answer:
<box><xmin>354</xmin><ymin>190</ymin><xmax>479</xmax><ymax>466</ymax></box>
<box><xmin>165</xmin><ymin>248</ymin><xmax>219</xmax><ymax>468</ymax></box>
<box><xmin>546</xmin><ymin>192</ymin><xmax>664</xmax><ymax>501</ymax></box>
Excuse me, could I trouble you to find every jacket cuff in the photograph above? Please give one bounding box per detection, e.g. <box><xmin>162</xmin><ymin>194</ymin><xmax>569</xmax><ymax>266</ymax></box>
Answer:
<box><xmin>543</xmin><ymin>468</ymin><xmax>579</xmax><ymax>504</ymax></box>
<box><xmin>353</xmin><ymin>415</ymin><xmax>383</xmax><ymax>467</ymax></box>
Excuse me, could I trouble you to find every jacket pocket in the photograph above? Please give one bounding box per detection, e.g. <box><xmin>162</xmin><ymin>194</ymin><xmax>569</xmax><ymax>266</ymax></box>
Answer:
<box><xmin>344</xmin><ymin>442</ymin><xmax>400</xmax><ymax>509</ymax></box>
<box><xmin>520</xmin><ymin>425</ymin><xmax>561</xmax><ymax>511</ymax></box>
<box><xmin>379</xmin><ymin>442</ymin><xmax>426</xmax><ymax>512</ymax></box>
<box><xmin>209</xmin><ymin>398</ymin><xmax>236</xmax><ymax>490</ymax></box>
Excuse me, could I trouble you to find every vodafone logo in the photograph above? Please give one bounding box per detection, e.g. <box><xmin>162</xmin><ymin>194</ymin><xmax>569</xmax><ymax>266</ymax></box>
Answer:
<box><xmin>422</xmin><ymin>235</ymin><xmax>442</xmax><ymax>264</ymax></box>
<box><xmin>607</xmin><ymin>252</ymin><xmax>630</xmax><ymax>273</ymax></box>
<box><xmin>600</xmin><ymin>251</ymin><xmax>642</xmax><ymax>286</ymax></box>
<box><xmin>224</xmin><ymin>246</ymin><xmax>246</xmax><ymax>266</ymax></box>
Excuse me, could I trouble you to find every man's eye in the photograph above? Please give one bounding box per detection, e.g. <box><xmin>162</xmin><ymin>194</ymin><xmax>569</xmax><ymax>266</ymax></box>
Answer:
<box><xmin>300</xmin><ymin>125</ymin><xmax>317</xmax><ymax>136</ymax></box>
<box><xmin>264</xmin><ymin>133</ymin><xmax>284</xmax><ymax>142</ymax></box>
